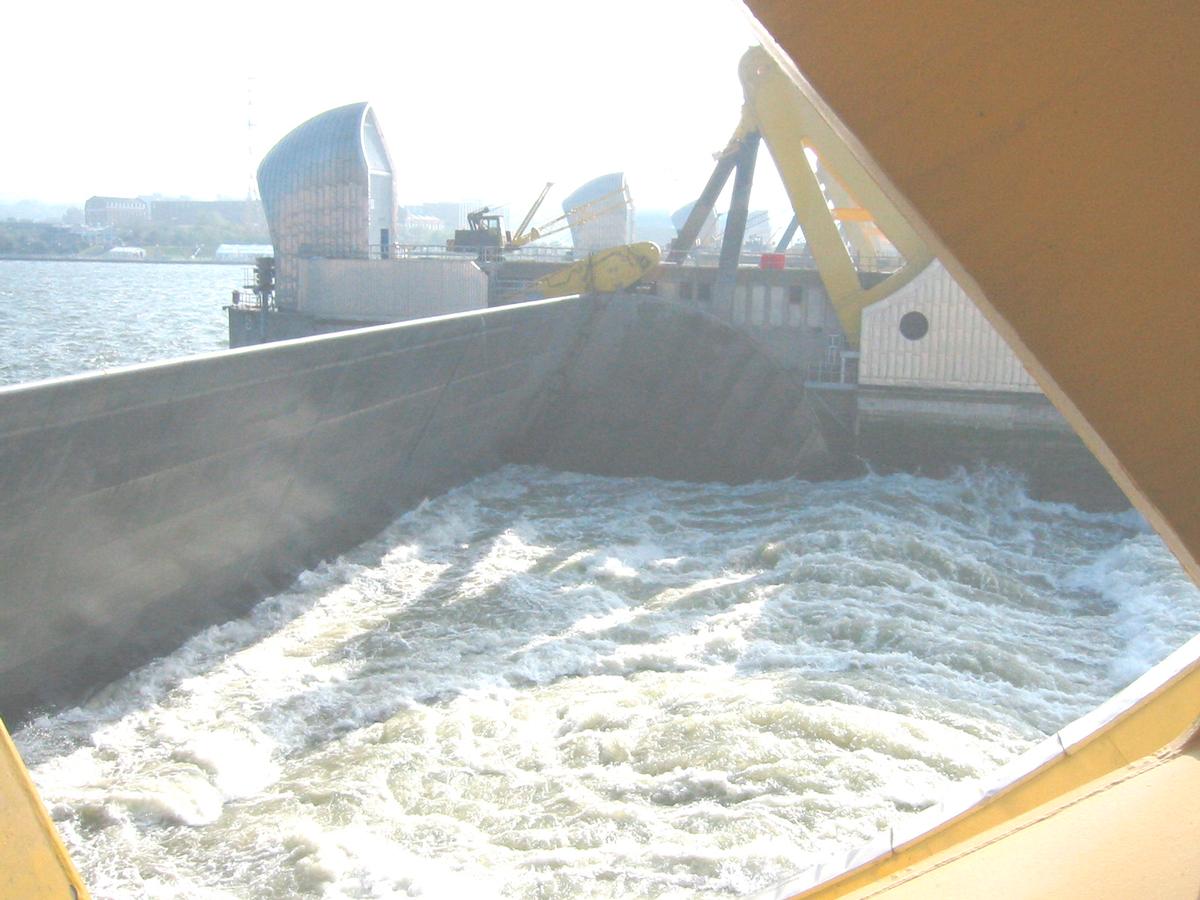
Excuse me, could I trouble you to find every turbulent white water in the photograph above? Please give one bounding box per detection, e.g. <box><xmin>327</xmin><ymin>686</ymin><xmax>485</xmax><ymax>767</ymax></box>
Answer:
<box><xmin>16</xmin><ymin>465</ymin><xmax>1200</xmax><ymax>898</ymax></box>
<box><xmin>5</xmin><ymin>258</ymin><xmax>1195</xmax><ymax>897</ymax></box>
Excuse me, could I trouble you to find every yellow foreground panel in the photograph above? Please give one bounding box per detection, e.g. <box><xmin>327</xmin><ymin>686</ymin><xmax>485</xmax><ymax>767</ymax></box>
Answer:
<box><xmin>758</xmin><ymin>638</ymin><xmax>1200</xmax><ymax>898</ymax></box>
<box><xmin>0</xmin><ymin>719</ymin><xmax>89</xmax><ymax>899</ymax></box>
<box><xmin>865</xmin><ymin>745</ymin><xmax>1200</xmax><ymax>900</ymax></box>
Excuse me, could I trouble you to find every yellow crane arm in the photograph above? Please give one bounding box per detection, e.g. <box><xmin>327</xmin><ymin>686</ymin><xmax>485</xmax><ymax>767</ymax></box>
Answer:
<box><xmin>508</xmin><ymin>188</ymin><xmax>629</xmax><ymax>249</ymax></box>
<box><xmin>511</xmin><ymin>181</ymin><xmax>554</xmax><ymax>245</ymax></box>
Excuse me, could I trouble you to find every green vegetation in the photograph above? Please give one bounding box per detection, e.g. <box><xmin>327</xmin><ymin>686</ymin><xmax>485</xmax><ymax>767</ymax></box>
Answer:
<box><xmin>119</xmin><ymin>215</ymin><xmax>270</xmax><ymax>257</ymax></box>
<box><xmin>0</xmin><ymin>214</ymin><xmax>270</xmax><ymax>260</ymax></box>
<box><xmin>0</xmin><ymin>221</ymin><xmax>87</xmax><ymax>256</ymax></box>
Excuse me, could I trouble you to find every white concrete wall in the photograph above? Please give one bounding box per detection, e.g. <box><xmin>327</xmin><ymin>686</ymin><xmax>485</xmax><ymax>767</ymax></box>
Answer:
<box><xmin>297</xmin><ymin>257</ymin><xmax>488</xmax><ymax>322</ymax></box>
<box><xmin>859</xmin><ymin>260</ymin><xmax>1040</xmax><ymax>392</ymax></box>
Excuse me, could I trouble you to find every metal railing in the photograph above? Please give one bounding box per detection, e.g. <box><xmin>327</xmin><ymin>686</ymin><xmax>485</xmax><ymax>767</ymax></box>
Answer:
<box><xmin>273</xmin><ymin>241</ymin><xmax>907</xmax><ymax>274</ymax></box>
<box><xmin>356</xmin><ymin>242</ymin><xmax>579</xmax><ymax>262</ymax></box>
<box><xmin>678</xmin><ymin>247</ymin><xmax>905</xmax><ymax>273</ymax></box>
<box><xmin>227</xmin><ymin>288</ymin><xmax>273</xmax><ymax>311</ymax></box>
<box><xmin>806</xmin><ymin>351</ymin><xmax>861</xmax><ymax>386</ymax></box>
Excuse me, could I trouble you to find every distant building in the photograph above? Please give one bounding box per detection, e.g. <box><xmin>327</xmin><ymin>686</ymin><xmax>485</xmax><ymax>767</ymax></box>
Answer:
<box><xmin>562</xmin><ymin>173</ymin><xmax>634</xmax><ymax>252</ymax></box>
<box><xmin>672</xmin><ymin>202</ymin><xmax>719</xmax><ymax>247</ymax></box>
<box><xmin>744</xmin><ymin>210</ymin><xmax>772</xmax><ymax>248</ymax></box>
<box><xmin>257</xmin><ymin>101</ymin><xmax>397</xmax><ymax>307</ymax></box>
<box><xmin>399</xmin><ymin>210</ymin><xmax>445</xmax><ymax>233</ymax></box>
<box><xmin>105</xmin><ymin>246</ymin><xmax>145</xmax><ymax>259</ymax></box>
<box><xmin>148</xmin><ymin>199</ymin><xmax>266</xmax><ymax>229</ymax></box>
<box><xmin>84</xmin><ymin>196</ymin><xmax>150</xmax><ymax>228</ymax></box>
<box><xmin>83</xmin><ymin>196</ymin><xmax>266</xmax><ymax>231</ymax></box>
<box><xmin>411</xmin><ymin>202</ymin><xmax>469</xmax><ymax>231</ymax></box>
<box><xmin>633</xmin><ymin>208</ymin><xmax>675</xmax><ymax>246</ymax></box>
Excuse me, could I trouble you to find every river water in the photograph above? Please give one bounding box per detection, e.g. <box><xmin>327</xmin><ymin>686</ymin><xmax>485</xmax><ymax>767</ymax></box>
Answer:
<box><xmin>0</xmin><ymin>260</ymin><xmax>232</xmax><ymax>385</ymax></box>
<box><xmin>5</xmin><ymin>260</ymin><xmax>1200</xmax><ymax>898</ymax></box>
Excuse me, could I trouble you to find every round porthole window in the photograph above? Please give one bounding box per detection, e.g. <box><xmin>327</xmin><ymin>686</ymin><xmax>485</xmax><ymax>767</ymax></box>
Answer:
<box><xmin>899</xmin><ymin>311</ymin><xmax>929</xmax><ymax>341</ymax></box>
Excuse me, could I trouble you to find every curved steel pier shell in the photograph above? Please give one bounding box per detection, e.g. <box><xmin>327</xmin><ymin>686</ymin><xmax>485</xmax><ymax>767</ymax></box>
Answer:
<box><xmin>257</xmin><ymin>102</ymin><xmax>397</xmax><ymax>307</ymax></box>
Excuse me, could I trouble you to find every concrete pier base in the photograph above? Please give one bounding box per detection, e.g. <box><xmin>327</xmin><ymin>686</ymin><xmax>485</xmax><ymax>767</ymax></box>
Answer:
<box><xmin>0</xmin><ymin>294</ymin><xmax>826</xmax><ymax>724</ymax></box>
<box><xmin>855</xmin><ymin>385</ymin><xmax>1128</xmax><ymax>509</ymax></box>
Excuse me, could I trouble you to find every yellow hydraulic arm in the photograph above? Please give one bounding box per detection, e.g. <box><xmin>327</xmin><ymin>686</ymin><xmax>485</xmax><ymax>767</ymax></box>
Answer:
<box><xmin>531</xmin><ymin>241</ymin><xmax>661</xmax><ymax>299</ymax></box>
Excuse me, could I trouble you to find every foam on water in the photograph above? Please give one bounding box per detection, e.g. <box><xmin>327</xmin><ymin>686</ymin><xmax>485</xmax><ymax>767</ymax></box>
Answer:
<box><xmin>16</xmin><ymin>465</ymin><xmax>1200</xmax><ymax>898</ymax></box>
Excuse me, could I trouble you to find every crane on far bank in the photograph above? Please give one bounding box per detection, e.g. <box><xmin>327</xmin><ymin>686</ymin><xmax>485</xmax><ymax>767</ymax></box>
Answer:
<box><xmin>449</xmin><ymin>181</ymin><xmax>629</xmax><ymax>255</ymax></box>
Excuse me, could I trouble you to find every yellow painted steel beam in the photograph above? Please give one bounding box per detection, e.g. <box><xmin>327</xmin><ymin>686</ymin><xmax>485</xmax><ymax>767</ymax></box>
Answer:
<box><xmin>740</xmin><ymin>1</ymin><xmax>1200</xmax><ymax>896</ymax></box>
<box><xmin>744</xmin><ymin>0</ymin><xmax>1200</xmax><ymax>587</ymax></box>
<box><xmin>736</xmin><ymin>46</ymin><xmax>933</xmax><ymax>345</ymax></box>
<box><xmin>0</xmin><ymin>718</ymin><xmax>89</xmax><ymax>899</ymax></box>
<box><xmin>812</xmin><ymin>158</ymin><xmax>879</xmax><ymax>258</ymax></box>
<box><xmin>866</xmin><ymin>742</ymin><xmax>1200</xmax><ymax>900</ymax></box>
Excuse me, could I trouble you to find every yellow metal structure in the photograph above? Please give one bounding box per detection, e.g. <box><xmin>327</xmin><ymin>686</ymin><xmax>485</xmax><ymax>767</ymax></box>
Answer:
<box><xmin>0</xmin><ymin>718</ymin><xmax>89</xmax><ymax>899</ymax></box>
<box><xmin>760</xmin><ymin>638</ymin><xmax>1200</xmax><ymax>898</ymax></box>
<box><xmin>746</xmin><ymin>0</ymin><xmax>1200</xmax><ymax>588</ymax></box>
<box><xmin>741</xmin><ymin>0</ymin><xmax>1200</xmax><ymax>896</ymax></box>
<box><xmin>865</xmin><ymin>741</ymin><xmax>1200</xmax><ymax>899</ymax></box>
<box><xmin>728</xmin><ymin>46</ymin><xmax>934</xmax><ymax>345</ymax></box>
<box><xmin>532</xmin><ymin>241</ymin><xmax>661</xmax><ymax>299</ymax></box>
<box><xmin>511</xmin><ymin>181</ymin><xmax>554</xmax><ymax>246</ymax></box>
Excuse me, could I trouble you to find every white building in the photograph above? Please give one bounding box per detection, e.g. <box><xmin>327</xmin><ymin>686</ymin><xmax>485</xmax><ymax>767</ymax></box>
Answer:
<box><xmin>215</xmin><ymin>243</ymin><xmax>273</xmax><ymax>263</ymax></box>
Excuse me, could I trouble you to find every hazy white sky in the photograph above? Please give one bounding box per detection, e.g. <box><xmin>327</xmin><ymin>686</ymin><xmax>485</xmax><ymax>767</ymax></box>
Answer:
<box><xmin>3</xmin><ymin>0</ymin><xmax>795</xmax><ymax>225</ymax></box>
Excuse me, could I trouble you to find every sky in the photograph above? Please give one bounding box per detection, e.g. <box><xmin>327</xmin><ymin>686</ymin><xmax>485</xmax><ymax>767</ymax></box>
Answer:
<box><xmin>2</xmin><ymin>0</ymin><xmax>795</xmax><ymax>230</ymax></box>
